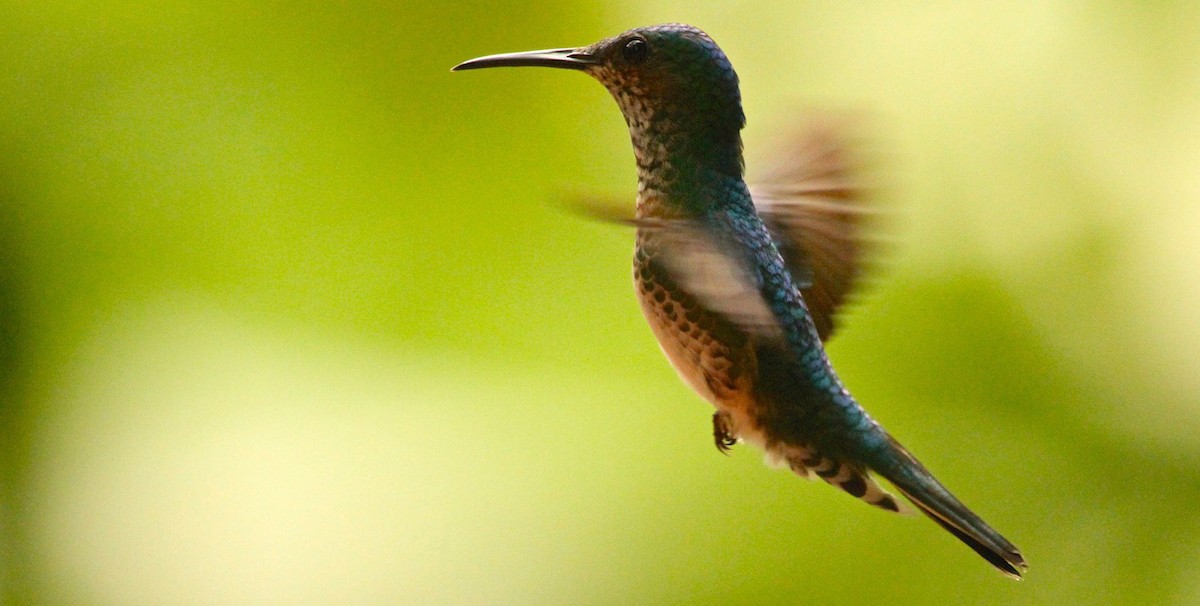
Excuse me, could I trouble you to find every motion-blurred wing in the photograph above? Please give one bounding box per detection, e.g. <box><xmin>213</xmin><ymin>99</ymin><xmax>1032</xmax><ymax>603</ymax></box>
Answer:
<box><xmin>634</xmin><ymin>218</ymin><xmax>784</xmax><ymax>341</ymax></box>
<box><xmin>750</xmin><ymin>117</ymin><xmax>880</xmax><ymax>341</ymax></box>
<box><xmin>567</xmin><ymin>116</ymin><xmax>882</xmax><ymax>341</ymax></box>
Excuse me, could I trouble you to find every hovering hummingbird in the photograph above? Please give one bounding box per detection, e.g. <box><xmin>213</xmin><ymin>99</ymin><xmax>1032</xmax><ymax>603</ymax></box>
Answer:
<box><xmin>454</xmin><ymin>23</ymin><xmax>1026</xmax><ymax>579</ymax></box>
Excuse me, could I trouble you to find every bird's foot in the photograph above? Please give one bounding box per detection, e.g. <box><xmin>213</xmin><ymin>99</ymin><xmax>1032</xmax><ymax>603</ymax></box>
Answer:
<box><xmin>712</xmin><ymin>411</ymin><xmax>738</xmax><ymax>454</ymax></box>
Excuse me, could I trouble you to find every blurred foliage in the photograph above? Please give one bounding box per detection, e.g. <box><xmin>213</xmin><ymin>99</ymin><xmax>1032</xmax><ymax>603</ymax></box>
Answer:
<box><xmin>1</xmin><ymin>1</ymin><xmax>1199</xmax><ymax>604</ymax></box>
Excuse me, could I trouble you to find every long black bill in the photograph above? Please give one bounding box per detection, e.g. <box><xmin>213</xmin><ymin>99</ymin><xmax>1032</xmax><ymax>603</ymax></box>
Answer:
<box><xmin>452</xmin><ymin>48</ymin><xmax>596</xmax><ymax>71</ymax></box>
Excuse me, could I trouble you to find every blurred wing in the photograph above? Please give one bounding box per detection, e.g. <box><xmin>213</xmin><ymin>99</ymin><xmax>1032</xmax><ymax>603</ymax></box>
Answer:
<box><xmin>635</xmin><ymin>218</ymin><xmax>784</xmax><ymax>342</ymax></box>
<box><xmin>563</xmin><ymin>193</ymin><xmax>637</xmax><ymax>226</ymax></box>
<box><xmin>565</xmin><ymin>115</ymin><xmax>884</xmax><ymax>341</ymax></box>
<box><xmin>749</xmin><ymin>116</ymin><xmax>880</xmax><ymax>341</ymax></box>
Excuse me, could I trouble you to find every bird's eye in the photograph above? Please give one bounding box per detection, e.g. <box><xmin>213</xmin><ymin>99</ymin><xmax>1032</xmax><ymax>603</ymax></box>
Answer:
<box><xmin>622</xmin><ymin>37</ymin><xmax>649</xmax><ymax>64</ymax></box>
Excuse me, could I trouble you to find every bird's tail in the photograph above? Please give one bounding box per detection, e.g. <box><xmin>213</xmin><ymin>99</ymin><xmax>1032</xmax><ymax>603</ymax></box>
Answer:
<box><xmin>873</xmin><ymin>437</ymin><xmax>1028</xmax><ymax>580</ymax></box>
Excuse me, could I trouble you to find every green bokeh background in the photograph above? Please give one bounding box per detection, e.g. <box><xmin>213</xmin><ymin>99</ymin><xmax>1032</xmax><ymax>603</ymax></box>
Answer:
<box><xmin>2</xmin><ymin>2</ymin><xmax>1199</xmax><ymax>604</ymax></box>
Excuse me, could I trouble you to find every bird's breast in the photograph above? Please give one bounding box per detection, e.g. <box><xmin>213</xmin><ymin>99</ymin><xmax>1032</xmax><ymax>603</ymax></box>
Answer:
<box><xmin>634</xmin><ymin>237</ymin><xmax>768</xmax><ymax>446</ymax></box>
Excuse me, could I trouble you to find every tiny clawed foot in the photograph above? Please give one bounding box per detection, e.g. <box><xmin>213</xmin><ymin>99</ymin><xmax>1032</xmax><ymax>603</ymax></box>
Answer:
<box><xmin>712</xmin><ymin>411</ymin><xmax>738</xmax><ymax>454</ymax></box>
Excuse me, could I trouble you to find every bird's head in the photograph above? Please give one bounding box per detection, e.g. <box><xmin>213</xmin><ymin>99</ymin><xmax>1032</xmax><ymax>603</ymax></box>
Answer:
<box><xmin>454</xmin><ymin>24</ymin><xmax>746</xmax><ymax>178</ymax></box>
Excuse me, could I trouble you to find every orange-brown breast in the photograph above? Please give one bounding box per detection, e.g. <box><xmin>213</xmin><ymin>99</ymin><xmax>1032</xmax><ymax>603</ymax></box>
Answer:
<box><xmin>633</xmin><ymin>234</ymin><xmax>767</xmax><ymax>446</ymax></box>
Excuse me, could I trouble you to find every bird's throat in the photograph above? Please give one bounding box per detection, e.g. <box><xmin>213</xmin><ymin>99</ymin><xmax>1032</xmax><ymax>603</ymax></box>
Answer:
<box><xmin>627</xmin><ymin>119</ymin><xmax>746</xmax><ymax>218</ymax></box>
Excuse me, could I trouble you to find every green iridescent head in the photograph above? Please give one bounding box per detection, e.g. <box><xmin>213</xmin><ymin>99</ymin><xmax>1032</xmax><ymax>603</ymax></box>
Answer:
<box><xmin>455</xmin><ymin>24</ymin><xmax>746</xmax><ymax>178</ymax></box>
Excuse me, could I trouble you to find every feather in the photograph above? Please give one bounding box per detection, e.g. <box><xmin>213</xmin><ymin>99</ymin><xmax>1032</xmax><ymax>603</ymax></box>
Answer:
<box><xmin>567</xmin><ymin>114</ymin><xmax>886</xmax><ymax>341</ymax></box>
<box><xmin>750</xmin><ymin>115</ymin><xmax>884</xmax><ymax>340</ymax></box>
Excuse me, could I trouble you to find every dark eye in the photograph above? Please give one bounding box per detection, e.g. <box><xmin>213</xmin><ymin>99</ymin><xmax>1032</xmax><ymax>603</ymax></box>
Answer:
<box><xmin>622</xmin><ymin>37</ymin><xmax>649</xmax><ymax>63</ymax></box>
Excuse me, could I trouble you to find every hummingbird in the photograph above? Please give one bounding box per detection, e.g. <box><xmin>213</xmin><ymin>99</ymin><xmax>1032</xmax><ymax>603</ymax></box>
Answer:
<box><xmin>454</xmin><ymin>23</ymin><xmax>1027</xmax><ymax>579</ymax></box>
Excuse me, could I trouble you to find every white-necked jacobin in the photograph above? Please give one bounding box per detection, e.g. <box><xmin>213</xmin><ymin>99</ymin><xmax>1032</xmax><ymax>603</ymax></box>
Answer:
<box><xmin>454</xmin><ymin>23</ymin><xmax>1026</xmax><ymax>579</ymax></box>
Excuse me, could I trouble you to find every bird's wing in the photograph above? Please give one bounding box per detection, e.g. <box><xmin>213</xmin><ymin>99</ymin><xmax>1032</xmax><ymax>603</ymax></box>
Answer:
<box><xmin>567</xmin><ymin>115</ymin><xmax>883</xmax><ymax>341</ymax></box>
<box><xmin>748</xmin><ymin>115</ymin><xmax>881</xmax><ymax>341</ymax></box>
<box><xmin>634</xmin><ymin>217</ymin><xmax>784</xmax><ymax>341</ymax></box>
